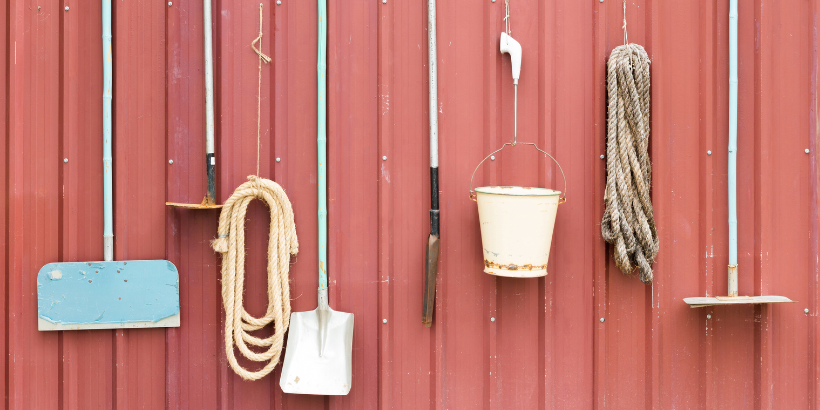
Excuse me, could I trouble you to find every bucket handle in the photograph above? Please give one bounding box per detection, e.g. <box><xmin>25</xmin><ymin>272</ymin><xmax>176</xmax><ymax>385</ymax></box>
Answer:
<box><xmin>469</xmin><ymin>142</ymin><xmax>567</xmax><ymax>203</ymax></box>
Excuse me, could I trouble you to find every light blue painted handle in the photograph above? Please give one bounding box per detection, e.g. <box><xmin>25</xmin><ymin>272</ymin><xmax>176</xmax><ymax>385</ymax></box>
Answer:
<box><xmin>728</xmin><ymin>0</ymin><xmax>738</xmax><ymax>267</ymax></box>
<box><xmin>102</xmin><ymin>0</ymin><xmax>114</xmax><ymax>256</ymax></box>
<box><xmin>318</xmin><ymin>0</ymin><xmax>328</xmax><ymax>290</ymax></box>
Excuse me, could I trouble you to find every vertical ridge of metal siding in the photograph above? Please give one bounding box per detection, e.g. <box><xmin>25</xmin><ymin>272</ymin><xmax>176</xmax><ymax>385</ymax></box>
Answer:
<box><xmin>1</xmin><ymin>0</ymin><xmax>8</xmax><ymax>406</ymax></box>
<box><xmin>8</xmin><ymin>0</ymin><xmax>61</xmax><ymax>408</ymax></box>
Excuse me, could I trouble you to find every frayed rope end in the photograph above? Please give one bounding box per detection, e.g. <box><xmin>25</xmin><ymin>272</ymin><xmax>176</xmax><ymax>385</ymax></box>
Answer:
<box><xmin>212</xmin><ymin>236</ymin><xmax>229</xmax><ymax>253</ymax></box>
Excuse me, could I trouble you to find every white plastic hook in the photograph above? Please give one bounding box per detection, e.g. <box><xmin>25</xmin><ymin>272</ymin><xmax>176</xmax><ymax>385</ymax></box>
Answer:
<box><xmin>500</xmin><ymin>32</ymin><xmax>522</xmax><ymax>85</ymax></box>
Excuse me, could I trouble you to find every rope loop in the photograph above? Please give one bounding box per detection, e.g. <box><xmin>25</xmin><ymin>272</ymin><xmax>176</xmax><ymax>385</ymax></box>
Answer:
<box><xmin>212</xmin><ymin>176</ymin><xmax>299</xmax><ymax>380</ymax></box>
<box><xmin>601</xmin><ymin>43</ymin><xmax>658</xmax><ymax>284</ymax></box>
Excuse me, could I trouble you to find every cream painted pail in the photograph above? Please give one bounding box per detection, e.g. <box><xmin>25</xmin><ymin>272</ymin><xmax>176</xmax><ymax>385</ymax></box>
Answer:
<box><xmin>474</xmin><ymin>187</ymin><xmax>561</xmax><ymax>277</ymax></box>
<box><xmin>469</xmin><ymin>142</ymin><xmax>566</xmax><ymax>278</ymax></box>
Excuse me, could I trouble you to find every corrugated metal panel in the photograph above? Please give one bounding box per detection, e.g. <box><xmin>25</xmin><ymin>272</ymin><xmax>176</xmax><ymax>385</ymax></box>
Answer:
<box><xmin>2</xmin><ymin>0</ymin><xmax>819</xmax><ymax>408</ymax></box>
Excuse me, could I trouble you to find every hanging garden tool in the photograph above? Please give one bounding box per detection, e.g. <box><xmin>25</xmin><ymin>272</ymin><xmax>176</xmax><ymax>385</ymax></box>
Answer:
<box><xmin>601</xmin><ymin>1</ymin><xmax>658</xmax><ymax>284</ymax></box>
<box><xmin>469</xmin><ymin>1</ymin><xmax>567</xmax><ymax>278</ymax></box>
<box><xmin>37</xmin><ymin>0</ymin><xmax>180</xmax><ymax>330</ymax></box>
<box><xmin>211</xmin><ymin>4</ymin><xmax>299</xmax><ymax>381</ymax></box>
<box><xmin>683</xmin><ymin>0</ymin><xmax>793</xmax><ymax>308</ymax></box>
<box><xmin>422</xmin><ymin>0</ymin><xmax>440</xmax><ymax>327</ymax></box>
<box><xmin>167</xmin><ymin>0</ymin><xmax>221</xmax><ymax>209</ymax></box>
<box><xmin>279</xmin><ymin>0</ymin><xmax>354</xmax><ymax>395</ymax></box>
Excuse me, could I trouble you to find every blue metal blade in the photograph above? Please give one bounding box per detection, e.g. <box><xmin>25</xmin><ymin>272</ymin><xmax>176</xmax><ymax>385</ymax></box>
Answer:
<box><xmin>37</xmin><ymin>260</ymin><xmax>180</xmax><ymax>327</ymax></box>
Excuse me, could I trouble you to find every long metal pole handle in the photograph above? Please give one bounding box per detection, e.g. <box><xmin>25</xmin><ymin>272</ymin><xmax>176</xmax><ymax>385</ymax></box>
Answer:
<box><xmin>102</xmin><ymin>0</ymin><xmax>114</xmax><ymax>262</ymax></box>
<box><xmin>469</xmin><ymin>142</ymin><xmax>567</xmax><ymax>204</ymax></box>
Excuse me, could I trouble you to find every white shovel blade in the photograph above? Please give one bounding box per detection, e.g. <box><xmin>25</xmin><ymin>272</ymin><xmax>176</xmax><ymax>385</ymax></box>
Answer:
<box><xmin>280</xmin><ymin>307</ymin><xmax>354</xmax><ymax>395</ymax></box>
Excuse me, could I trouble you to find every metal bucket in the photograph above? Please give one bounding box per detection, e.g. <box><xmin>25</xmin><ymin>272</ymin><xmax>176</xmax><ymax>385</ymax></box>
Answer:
<box><xmin>469</xmin><ymin>142</ymin><xmax>566</xmax><ymax>278</ymax></box>
<box><xmin>475</xmin><ymin>187</ymin><xmax>560</xmax><ymax>277</ymax></box>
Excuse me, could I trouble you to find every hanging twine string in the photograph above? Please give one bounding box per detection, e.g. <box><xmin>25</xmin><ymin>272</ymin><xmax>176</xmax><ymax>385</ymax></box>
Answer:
<box><xmin>622</xmin><ymin>1</ymin><xmax>628</xmax><ymax>45</ymax></box>
<box><xmin>212</xmin><ymin>5</ymin><xmax>298</xmax><ymax>381</ymax></box>
<box><xmin>601</xmin><ymin>41</ymin><xmax>658</xmax><ymax>284</ymax></box>
<box><xmin>504</xmin><ymin>0</ymin><xmax>511</xmax><ymax>35</ymax></box>
<box><xmin>251</xmin><ymin>3</ymin><xmax>271</xmax><ymax>177</ymax></box>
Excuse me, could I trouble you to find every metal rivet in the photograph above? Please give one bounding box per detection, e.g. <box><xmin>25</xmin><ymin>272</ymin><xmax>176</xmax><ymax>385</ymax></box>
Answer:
<box><xmin>600</xmin><ymin>154</ymin><xmax>605</xmax><ymax>159</ymax></box>
<box><xmin>64</xmin><ymin>158</ymin><xmax>68</xmax><ymax>163</ymax></box>
<box><xmin>168</xmin><ymin>159</ymin><xmax>174</xmax><ymax>165</ymax></box>
<box><xmin>276</xmin><ymin>0</ymin><xmax>281</xmax><ymax>4</ymax></box>
<box><xmin>382</xmin><ymin>156</ymin><xmax>387</xmax><ymax>161</ymax></box>
<box><xmin>490</xmin><ymin>317</ymin><xmax>495</xmax><ymax>322</ymax></box>
<box><xmin>65</xmin><ymin>6</ymin><xmax>69</xmax><ymax>11</ymax></box>
<box><xmin>382</xmin><ymin>0</ymin><xmax>386</xmax><ymax>3</ymax></box>
<box><xmin>706</xmin><ymin>314</ymin><xmax>711</xmax><ymax>319</ymax></box>
<box><xmin>805</xmin><ymin>308</ymin><xmax>810</xmax><ymax>314</ymax></box>
<box><xmin>600</xmin><ymin>318</ymin><xmax>605</xmax><ymax>323</ymax></box>
<box><xmin>707</xmin><ymin>150</ymin><xmax>712</xmax><ymax>155</ymax></box>
<box><xmin>382</xmin><ymin>319</ymin><xmax>387</xmax><ymax>324</ymax></box>
<box><xmin>88</xmin><ymin>280</ymin><xmax>92</xmax><ymax>283</ymax></box>
<box><xmin>168</xmin><ymin>1</ymin><xmax>172</xmax><ymax>6</ymax></box>
<box><xmin>490</xmin><ymin>155</ymin><xmax>496</xmax><ymax>161</ymax></box>
<box><xmin>806</xmin><ymin>149</ymin><xmax>811</xmax><ymax>154</ymax></box>
<box><xmin>599</xmin><ymin>0</ymin><xmax>603</xmax><ymax>2</ymax></box>
<box><xmin>276</xmin><ymin>157</ymin><xmax>281</xmax><ymax>163</ymax></box>
<box><xmin>492</xmin><ymin>0</ymin><xmax>496</xmax><ymax>2</ymax></box>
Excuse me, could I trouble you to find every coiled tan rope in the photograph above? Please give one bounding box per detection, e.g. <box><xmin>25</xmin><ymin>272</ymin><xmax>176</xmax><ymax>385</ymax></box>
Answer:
<box><xmin>601</xmin><ymin>40</ymin><xmax>658</xmax><ymax>284</ymax></box>
<box><xmin>212</xmin><ymin>176</ymin><xmax>298</xmax><ymax>380</ymax></box>
<box><xmin>211</xmin><ymin>5</ymin><xmax>297</xmax><ymax>381</ymax></box>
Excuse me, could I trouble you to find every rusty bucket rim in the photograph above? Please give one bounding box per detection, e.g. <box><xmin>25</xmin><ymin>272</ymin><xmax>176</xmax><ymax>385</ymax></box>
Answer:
<box><xmin>474</xmin><ymin>186</ymin><xmax>561</xmax><ymax>197</ymax></box>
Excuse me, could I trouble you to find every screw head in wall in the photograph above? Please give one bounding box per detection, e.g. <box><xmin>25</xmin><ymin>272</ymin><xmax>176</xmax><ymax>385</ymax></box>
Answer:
<box><xmin>168</xmin><ymin>2</ymin><xmax>172</xmax><ymax>6</ymax></box>
<box><xmin>806</xmin><ymin>149</ymin><xmax>811</xmax><ymax>154</ymax></box>
<box><xmin>805</xmin><ymin>308</ymin><xmax>810</xmax><ymax>314</ymax></box>
<box><xmin>382</xmin><ymin>319</ymin><xmax>387</xmax><ymax>324</ymax></box>
<box><xmin>490</xmin><ymin>155</ymin><xmax>496</xmax><ymax>161</ymax></box>
<box><xmin>600</xmin><ymin>154</ymin><xmax>605</xmax><ymax>159</ymax></box>
<box><xmin>277</xmin><ymin>0</ymin><xmax>281</xmax><ymax>4</ymax></box>
<box><xmin>276</xmin><ymin>157</ymin><xmax>281</xmax><ymax>163</ymax></box>
<box><xmin>65</xmin><ymin>6</ymin><xmax>69</xmax><ymax>11</ymax></box>
<box><xmin>168</xmin><ymin>160</ymin><xmax>174</xmax><ymax>165</ymax></box>
<box><xmin>490</xmin><ymin>317</ymin><xmax>495</xmax><ymax>322</ymax></box>
<box><xmin>600</xmin><ymin>318</ymin><xmax>605</xmax><ymax>323</ymax></box>
<box><xmin>64</xmin><ymin>158</ymin><xmax>68</xmax><ymax>163</ymax></box>
<box><xmin>706</xmin><ymin>314</ymin><xmax>711</xmax><ymax>319</ymax></box>
<box><xmin>382</xmin><ymin>0</ymin><xmax>386</xmax><ymax>3</ymax></box>
<box><xmin>382</xmin><ymin>155</ymin><xmax>387</xmax><ymax>161</ymax></box>
<box><xmin>707</xmin><ymin>150</ymin><xmax>712</xmax><ymax>155</ymax></box>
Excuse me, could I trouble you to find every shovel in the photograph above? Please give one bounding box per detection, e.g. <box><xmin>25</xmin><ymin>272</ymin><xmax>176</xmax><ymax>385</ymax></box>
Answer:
<box><xmin>37</xmin><ymin>0</ymin><xmax>180</xmax><ymax>330</ymax></box>
<box><xmin>278</xmin><ymin>0</ymin><xmax>353</xmax><ymax>395</ymax></box>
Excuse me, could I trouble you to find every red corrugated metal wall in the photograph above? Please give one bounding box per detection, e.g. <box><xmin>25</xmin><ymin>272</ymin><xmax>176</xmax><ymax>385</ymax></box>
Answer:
<box><xmin>3</xmin><ymin>0</ymin><xmax>820</xmax><ymax>408</ymax></box>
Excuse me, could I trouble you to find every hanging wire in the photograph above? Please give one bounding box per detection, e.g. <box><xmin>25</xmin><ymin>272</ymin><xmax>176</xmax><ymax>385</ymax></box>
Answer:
<box><xmin>504</xmin><ymin>0</ymin><xmax>511</xmax><ymax>35</ymax></box>
<box><xmin>251</xmin><ymin>3</ymin><xmax>272</xmax><ymax>177</ymax></box>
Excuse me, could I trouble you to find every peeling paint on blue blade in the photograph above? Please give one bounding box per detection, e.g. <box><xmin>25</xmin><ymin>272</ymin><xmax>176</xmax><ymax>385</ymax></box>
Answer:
<box><xmin>37</xmin><ymin>260</ymin><xmax>180</xmax><ymax>330</ymax></box>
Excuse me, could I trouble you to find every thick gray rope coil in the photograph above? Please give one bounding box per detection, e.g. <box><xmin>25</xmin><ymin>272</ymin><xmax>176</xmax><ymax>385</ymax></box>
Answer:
<box><xmin>601</xmin><ymin>43</ymin><xmax>659</xmax><ymax>284</ymax></box>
